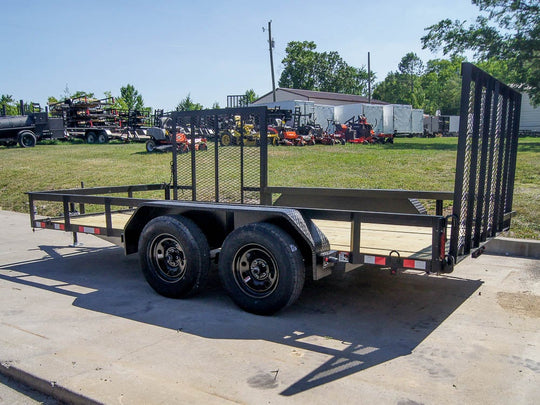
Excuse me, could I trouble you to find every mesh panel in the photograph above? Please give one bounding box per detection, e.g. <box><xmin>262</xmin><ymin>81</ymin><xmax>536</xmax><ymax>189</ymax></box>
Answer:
<box><xmin>169</xmin><ymin>108</ymin><xmax>264</xmax><ymax>204</ymax></box>
<box><xmin>486</xmin><ymin>94</ymin><xmax>502</xmax><ymax>235</ymax></box>
<box><xmin>457</xmin><ymin>81</ymin><xmax>475</xmax><ymax>254</ymax></box>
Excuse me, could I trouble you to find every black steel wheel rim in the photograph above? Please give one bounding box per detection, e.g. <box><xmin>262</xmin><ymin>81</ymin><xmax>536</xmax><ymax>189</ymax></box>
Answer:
<box><xmin>149</xmin><ymin>233</ymin><xmax>187</xmax><ymax>282</ymax></box>
<box><xmin>232</xmin><ymin>244</ymin><xmax>279</xmax><ymax>298</ymax></box>
<box><xmin>21</xmin><ymin>134</ymin><xmax>34</xmax><ymax>146</ymax></box>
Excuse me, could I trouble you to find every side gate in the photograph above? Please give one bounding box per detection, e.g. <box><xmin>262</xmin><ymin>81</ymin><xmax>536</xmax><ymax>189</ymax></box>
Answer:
<box><xmin>169</xmin><ymin>107</ymin><xmax>269</xmax><ymax>205</ymax></box>
<box><xmin>450</xmin><ymin>62</ymin><xmax>522</xmax><ymax>262</ymax></box>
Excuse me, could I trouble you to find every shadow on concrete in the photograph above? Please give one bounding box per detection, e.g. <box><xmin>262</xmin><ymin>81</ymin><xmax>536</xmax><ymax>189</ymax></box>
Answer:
<box><xmin>0</xmin><ymin>244</ymin><xmax>482</xmax><ymax>396</ymax></box>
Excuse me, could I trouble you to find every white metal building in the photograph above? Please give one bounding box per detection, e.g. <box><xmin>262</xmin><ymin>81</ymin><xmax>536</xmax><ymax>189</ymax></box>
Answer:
<box><xmin>252</xmin><ymin>88</ymin><xmax>423</xmax><ymax>135</ymax></box>
<box><xmin>520</xmin><ymin>93</ymin><xmax>540</xmax><ymax>134</ymax></box>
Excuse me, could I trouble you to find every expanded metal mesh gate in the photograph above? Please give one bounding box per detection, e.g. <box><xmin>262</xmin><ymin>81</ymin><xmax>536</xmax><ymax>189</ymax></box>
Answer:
<box><xmin>450</xmin><ymin>63</ymin><xmax>521</xmax><ymax>260</ymax></box>
<box><xmin>169</xmin><ymin>107</ymin><xmax>268</xmax><ymax>205</ymax></box>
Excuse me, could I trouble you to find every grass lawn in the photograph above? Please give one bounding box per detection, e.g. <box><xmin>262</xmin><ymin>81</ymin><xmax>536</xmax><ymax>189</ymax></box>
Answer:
<box><xmin>1</xmin><ymin>137</ymin><xmax>538</xmax><ymax>239</ymax></box>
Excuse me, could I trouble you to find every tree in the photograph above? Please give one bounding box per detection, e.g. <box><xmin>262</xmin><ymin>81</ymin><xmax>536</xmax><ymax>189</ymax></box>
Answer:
<box><xmin>421</xmin><ymin>0</ymin><xmax>540</xmax><ymax>105</ymax></box>
<box><xmin>373</xmin><ymin>53</ymin><xmax>426</xmax><ymax>108</ymax></box>
<box><xmin>244</xmin><ymin>89</ymin><xmax>258</xmax><ymax>105</ymax></box>
<box><xmin>71</xmin><ymin>90</ymin><xmax>95</xmax><ymax>99</ymax></box>
<box><xmin>398</xmin><ymin>52</ymin><xmax>424</xmax><ymax>94</ymax></box>
<box><xmin>0</xmin><ymin>94</ymin><xmax>18</xmax><ymax>115</ymax></box>
<box><xmin>211</xmin><ymin>102</ymin><xmax>221</xmax><ymax>109</ymax></box>
<box><xmin>49</xmin><ymin>89</ymin><xmax>94</xmax><ymax>103</ymax></box>
<box><xmin>176</xmin><ymin>94</ymin><xmax>203</xmax><ymax>111</ymax></box>
<box><xmin>420</xmin><ymin>56</ymin><xmax>463</xmax><ymax>115</ymax></box>
<box><xmin>279</xmin><ymin>41</ymin><xmax>373</xmax><ymax>95</ymax></box>
<box><xmin>279</xmin><ymin>41</ymin><xmax>318</xmax><ymax>90</ymax></box>
<box><xmin>119</xmin><ymin>84</ymin><xmax>144</xmax><ymax>111</ymax></box>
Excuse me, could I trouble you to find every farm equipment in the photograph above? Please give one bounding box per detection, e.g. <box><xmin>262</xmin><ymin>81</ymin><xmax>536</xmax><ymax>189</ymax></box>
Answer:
<box><xmin>267</xmin><ymin>114</ymin><xmax>315</xmax><ymax>146</ymax></box>
<box><xmin>145</xmin><ymin>114</ymin><xmax>207</xmax><ymax>153</ymax></box>
<box><xmin>0</xmin><ymin>101</ymin><xmax>65</xmax><ymax>147</ymax></box>
<box><xmin>293</xmin><ymin>106</ymin><xmax>324</xmax><ymax>144</ymax></box>
<box><xmin>336</xmin><ymin>115</ymin><xmax>394</xmax><ymax>144</ymax></box>
<box><xmin>323</xmin><ymin>120</ymin><xmax>349</xmax><ymax>145</ymax></box>
<box><xmin>219</xmin><ymin>115</ymin><xmax>263</xmax><ymax>147</ymax></box>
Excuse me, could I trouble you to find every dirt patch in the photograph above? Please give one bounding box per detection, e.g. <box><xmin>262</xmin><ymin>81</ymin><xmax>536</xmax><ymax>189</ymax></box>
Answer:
<box><xmin>497</xmin><ymin>291</ymin><xmax>540</xmax><ymax>318</ymax></box>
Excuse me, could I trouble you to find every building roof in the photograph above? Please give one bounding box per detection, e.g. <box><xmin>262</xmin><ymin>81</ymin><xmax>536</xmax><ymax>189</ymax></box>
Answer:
<box><xmin>254</xmin><ymin>88</ymin><xmax>388</xmax><ymax>105</ymax></box>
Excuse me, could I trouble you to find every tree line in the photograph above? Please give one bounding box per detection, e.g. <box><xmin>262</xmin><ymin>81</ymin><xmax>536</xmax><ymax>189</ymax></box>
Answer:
<box><xmin>1</xmin><ymin>87</ymin><xmax>259</xmax><ymax>115</ymax></box>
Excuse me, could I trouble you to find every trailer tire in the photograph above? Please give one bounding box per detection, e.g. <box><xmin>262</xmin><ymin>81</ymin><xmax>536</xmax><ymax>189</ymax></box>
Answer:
<box><xmin>218</xmin><ymin>222</ymin><xmax>305</xmax><ymax>315</ymax></box>
<box><xmin>18</xmin><ymin>130</ymin><xmax>36</xmax><ymax>148</ymax></box>
<box><xmin>146</xmin><ymin>139</ymin><xmax>156</xmax><ymax>153</ymax></box>
<box><xmin>86</xmin><ymin>131</ymin><xmax>97</xmax><ymax>144</ymax></box>
<box><xmin>138</xmin><ymin>215</ymin><xmax>210</xmax><ymax>298</ymax></box>
<box><xmin>97</xmin><ymin>132</ymin><xmax>108</xmax><ymax>144</ymax></box>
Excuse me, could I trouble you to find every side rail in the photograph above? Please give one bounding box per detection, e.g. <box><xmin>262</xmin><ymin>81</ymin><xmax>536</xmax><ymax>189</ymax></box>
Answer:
<box><xmin>302</xmin><ymin>207</ymin><xmax>449</xmax><ymax>274</ymax></box>
<box><xmin>450</xmin><ymin>63</ymin><xmax>521</xmax><ymax>262</ymax></box>
<box><xmin>28</xmin><ymin>183</ymin><xmax>171</xmax><ymax>238</ymax></box>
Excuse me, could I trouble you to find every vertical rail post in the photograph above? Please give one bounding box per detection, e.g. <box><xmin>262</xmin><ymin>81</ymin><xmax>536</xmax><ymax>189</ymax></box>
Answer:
<box><xmin>240</xmin><ymin>114</ymin><xmax>245</xmax><ymax>204</ymax></box>
<box><xmin>450</xmin><ymin>63</ymin><xmax>473</xmax><ymax>259</ymax></box>
<box><xmin>214</xmin><ymin>114</ymin><xmax>220</xmax><ymax>202</ymax></box>
<box><xmin>260</xmin><ymin>109</ymin><xmax>271</xmax><ymax>205</ymax></box>
<box><xmin>171</xmin><ymin>113</ymin><xmax>178</xmax><ymax>200</ymax></box>
<box><xmin>190</xmin><ymin>116</ymin><xmax>197</xmax><ymax>201</ymax></box>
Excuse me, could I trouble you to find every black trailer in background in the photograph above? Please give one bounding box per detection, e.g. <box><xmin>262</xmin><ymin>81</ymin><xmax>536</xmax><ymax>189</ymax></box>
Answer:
<box><xmin>27</xmin><ymin>63</ymin><xmax>522</xmax><ymax>314</ymax></box>
<box><xmin>0</xmin><ymin>101</ymin><xmax>65</xmax><ymax>147</ymax></box>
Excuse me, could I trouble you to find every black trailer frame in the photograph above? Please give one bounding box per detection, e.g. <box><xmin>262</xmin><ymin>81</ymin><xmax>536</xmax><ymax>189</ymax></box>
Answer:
<box><xmin>27</xmin><ymin>63</ymin><xmax>521</xmax><ymax>312</ymax></box>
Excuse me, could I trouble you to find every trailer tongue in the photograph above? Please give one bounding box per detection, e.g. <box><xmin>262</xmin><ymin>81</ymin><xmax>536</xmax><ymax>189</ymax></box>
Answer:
<box><xmin>28</xmin><ymin>63</ymin><xmax>521</xmax><ymax>314</ymax></box>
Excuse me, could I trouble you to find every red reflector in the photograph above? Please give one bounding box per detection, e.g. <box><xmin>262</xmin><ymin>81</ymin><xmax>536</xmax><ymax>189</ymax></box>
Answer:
<box><xmin>403</xmin><ymin>259</ymin><xmax>415</xmax><ymax>268</ymax></box>
<box><xmin>375</xmin><ymin>256</ymin><xmax>386</xmax><ymax>265</ymax></box>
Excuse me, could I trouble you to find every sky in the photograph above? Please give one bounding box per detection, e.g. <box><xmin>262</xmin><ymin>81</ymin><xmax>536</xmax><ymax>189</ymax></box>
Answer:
<box><xmin>1</xmin><ymin>0</ymin><xmax>481</xmax><ymax>111</ymax></box>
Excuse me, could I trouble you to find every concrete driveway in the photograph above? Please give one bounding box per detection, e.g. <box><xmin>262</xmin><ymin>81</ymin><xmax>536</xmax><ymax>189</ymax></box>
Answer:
<box><xmin>0</xmin><ymin>210</ymin><xmax>538</xmax><ymax>404</ymax></box>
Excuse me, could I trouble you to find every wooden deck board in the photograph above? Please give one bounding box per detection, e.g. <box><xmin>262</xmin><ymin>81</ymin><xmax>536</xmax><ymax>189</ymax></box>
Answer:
<box><xmin>313</xmin><ymin>219</ymin><xmax>436</xmax><ymax>259</ymax></box>
<box><xmin>50</xmin><ymin>213</ymin><xmax>438</xmax><ymax>260</ymax></box>
<box><xmin>63</xmin><ymin>212</ymin><xmax>134</xmax><ymax>229</ymax></box>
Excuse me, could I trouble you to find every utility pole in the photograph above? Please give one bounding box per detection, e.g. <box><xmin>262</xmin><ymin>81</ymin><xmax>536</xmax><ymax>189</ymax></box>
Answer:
<box><xmin>266</xmin><ymin>20</ymin><xmax>276</xmax><ymax>102</ymax></box>
<box><xmin>368</xmin><ymin>52</ymin><xmax>371</xmax><ymax>104</ymax></box>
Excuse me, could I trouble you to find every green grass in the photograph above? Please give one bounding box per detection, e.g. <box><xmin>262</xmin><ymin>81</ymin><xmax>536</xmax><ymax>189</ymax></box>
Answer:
<box><xmin>1</xmin><ymin>137</ymin><xmax>538</xmax><ymax>239</ymax></box>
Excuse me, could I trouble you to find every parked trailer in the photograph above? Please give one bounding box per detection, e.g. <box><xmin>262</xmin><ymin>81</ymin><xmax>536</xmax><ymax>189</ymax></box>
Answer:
<box><xmin>48</xmin><ymin>96</ymin><xmax>148</xmax><ymax>144</ymax></box>
<box><xmin>0</xmin><ymin>101</ymin><xmax>66</xmax><ymax>147</ymax></box>
<box><xmin>28</xmin><ymin>64</ymin><xmax>521</xmax><ymax>315</ymax></box>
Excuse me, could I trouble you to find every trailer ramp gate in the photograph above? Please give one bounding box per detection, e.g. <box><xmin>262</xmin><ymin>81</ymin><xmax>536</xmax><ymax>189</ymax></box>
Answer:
<box><xmin>450</xmin><ymin>63</ymin><xmax>521</xmax><ymax>263</ymax></box>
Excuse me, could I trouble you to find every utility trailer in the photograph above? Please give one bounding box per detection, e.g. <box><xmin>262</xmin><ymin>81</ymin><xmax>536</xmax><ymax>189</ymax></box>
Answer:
<box><xmin>28</xmin><ymin>64</ymin><xmax>521</xmax><ymax>315</ymax></box>
<box><xmin>0</xmin><ymin>101</ymin><xmax>66</xmax><ymax>147</ymax></box>
<box><xmin>48</xmin><ymin>96</ymin><xmax>149</xmax><ymax>144</ymax></box>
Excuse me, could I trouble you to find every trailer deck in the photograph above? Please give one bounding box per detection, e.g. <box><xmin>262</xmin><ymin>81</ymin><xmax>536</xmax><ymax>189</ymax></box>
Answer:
<box><xmin>35</xmin><ymin>211</ymin><xmax>439</xmax><ymax>260</ymax></box>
